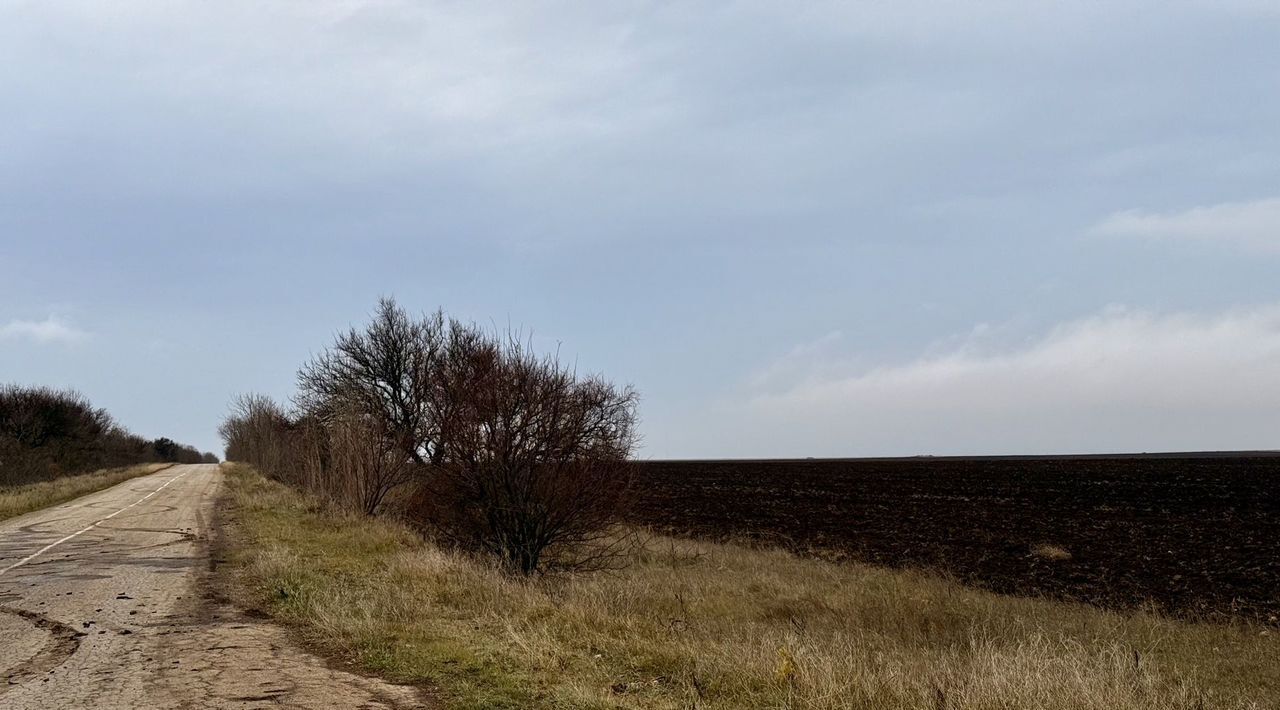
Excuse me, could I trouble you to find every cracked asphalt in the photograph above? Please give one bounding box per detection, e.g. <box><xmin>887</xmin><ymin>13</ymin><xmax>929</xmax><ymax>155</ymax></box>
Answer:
<box><xmin>0</xmin><ymin>464</ymin><xmax>428</xmax><ymax>709</ymax></box>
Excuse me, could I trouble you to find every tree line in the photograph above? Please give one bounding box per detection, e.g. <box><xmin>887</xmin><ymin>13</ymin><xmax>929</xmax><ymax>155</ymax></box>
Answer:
<box><xmin>219</xmin><ymin>298</ymin><xmax>638</xmax><ymax>575</ymax></box>
<box><xmin>0</xmin><ymin>385</ymin><xmax>218</xmax><ymax>486</ymax></box>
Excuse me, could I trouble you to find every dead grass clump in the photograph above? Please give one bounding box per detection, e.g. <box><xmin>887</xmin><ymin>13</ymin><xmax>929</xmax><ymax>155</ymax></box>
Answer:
<box><xmin>221</xmin><ymin>464</ymin><xmax>1280</xmax><ymax>710</ymax></box>
<box><xmin>1031</xmin><ymin>543</ymin><xmax>1073</xmax><ymax>561</ymax></box>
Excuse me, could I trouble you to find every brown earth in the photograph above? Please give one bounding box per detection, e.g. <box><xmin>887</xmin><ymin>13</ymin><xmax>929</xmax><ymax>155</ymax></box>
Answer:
<box><xmin>627</xmin><ymin>453</ymin><xmax>1280</xmax><ymax>624</ymax></box>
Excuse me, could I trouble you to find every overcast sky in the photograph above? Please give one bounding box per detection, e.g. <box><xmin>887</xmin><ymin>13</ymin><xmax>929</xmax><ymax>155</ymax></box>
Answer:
<box><xmin>3</xmin><ymin>1</ymin><xmax>1279</xmax><ymax>458</ymax></box>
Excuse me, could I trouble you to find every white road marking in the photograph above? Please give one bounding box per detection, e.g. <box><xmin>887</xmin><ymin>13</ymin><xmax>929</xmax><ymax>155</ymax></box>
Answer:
<box><xmin>0</xmin><ymin>467</ymin><xmax>193</xmax><ymax>577</ymax></box>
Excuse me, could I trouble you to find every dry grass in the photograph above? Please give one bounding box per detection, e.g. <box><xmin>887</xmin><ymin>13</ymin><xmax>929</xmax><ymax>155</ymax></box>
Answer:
<box><xmin>219</xmin><ymin>464</ymin><xmax>1280</xmax><ymax>710</ymax></box>
<box><xmin>0</xmin><ymin>463</ymin><xmax>170</xmax><ymax>522</ymax></box>
<box><xmin>1030</xmin><ymin>543</ymin><xmax>1073</xmax><ymax>561</ymax></box>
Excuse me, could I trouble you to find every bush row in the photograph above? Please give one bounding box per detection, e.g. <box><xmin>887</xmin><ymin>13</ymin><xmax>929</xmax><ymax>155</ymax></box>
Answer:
<box><xmin>220</xmin><ymin>298</ymin><xmax>638</xmax><ymax>574</ymax></box>
<box><xmin>0</xmin><ymin>385</ymin><xmax>218</xmax><ymax>485</ymax></box>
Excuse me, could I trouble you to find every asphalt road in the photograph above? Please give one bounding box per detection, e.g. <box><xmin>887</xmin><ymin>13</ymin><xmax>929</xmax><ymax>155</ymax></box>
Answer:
<box><xmin>0</xmin><ymin>464</ymin><xmax>425</xmax><ymax>709</ymax></box>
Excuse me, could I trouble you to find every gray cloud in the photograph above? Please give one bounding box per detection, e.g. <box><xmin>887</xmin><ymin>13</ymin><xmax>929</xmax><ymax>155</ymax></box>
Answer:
<box><xmin>658</xmin><ymin>304</ymin><xmax>1280</xmax><ymax>457</ymax></box>
<box><xmin>1093</xmin><ymin>197</ymin><xmax>1280</xmax><ymax>253</ymax></box>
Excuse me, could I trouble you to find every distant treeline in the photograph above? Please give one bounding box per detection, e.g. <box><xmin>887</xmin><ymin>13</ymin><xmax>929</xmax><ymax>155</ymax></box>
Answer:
<box><xmin>0</xmin><ymin>385</ymin><xmax>218</xmax><ymax>485</ymax></box>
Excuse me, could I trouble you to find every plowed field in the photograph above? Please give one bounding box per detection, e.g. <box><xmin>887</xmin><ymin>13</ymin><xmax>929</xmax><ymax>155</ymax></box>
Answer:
<box><xmin>628</xmin><ymin>454</ymin><xmax>1280</xmax><ymax>623</ymax></box>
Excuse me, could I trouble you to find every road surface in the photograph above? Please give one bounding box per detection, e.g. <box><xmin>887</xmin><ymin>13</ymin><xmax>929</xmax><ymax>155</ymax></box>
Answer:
<box><xmin>0</xmin><ymin>464</ymin><xmax>426</xmax><ymax>709</ymax></box>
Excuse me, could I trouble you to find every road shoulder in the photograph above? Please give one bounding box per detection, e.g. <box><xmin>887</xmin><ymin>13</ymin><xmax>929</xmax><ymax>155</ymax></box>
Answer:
<box><xmin>199</xmin><ymin>464</ymin><xmax>435</xmax><ymax>709</ymax></box>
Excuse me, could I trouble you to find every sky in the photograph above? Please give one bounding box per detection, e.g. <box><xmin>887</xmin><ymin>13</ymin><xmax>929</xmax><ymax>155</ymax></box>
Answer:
<box><xmin>2</xmin><ymin>1</ymin><xmax>1279</xmax><ymax>458</ymax></box>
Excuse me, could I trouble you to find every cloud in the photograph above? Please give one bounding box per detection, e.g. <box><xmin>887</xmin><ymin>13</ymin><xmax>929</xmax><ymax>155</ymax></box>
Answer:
<box><xmin>1092</xmin><ymin>197</ymin><xmax>1280</xmax><ymax>252</ymax></box>
<box><xmin>747</xmin><ymin>330</ymin><xmax>848</xmax><ymax>390</ymax></box>
<box><xmin>5</xmin><ymin>0</ymin><xmax>1271</xmax><ymax>246</ymax></box>
<box><xmin>0</xmin><ymin>317</ymin><xmax>88</xmax><ymax>345</ymax></box>
<box><xmin>658</xmin><ymin>304</ymin><xmax>1280</xmax><ymax>457</ymax></box>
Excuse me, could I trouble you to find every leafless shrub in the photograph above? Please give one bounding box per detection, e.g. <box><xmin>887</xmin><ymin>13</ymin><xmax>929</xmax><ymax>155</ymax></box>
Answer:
<box><xmin>290</xmin><ymin>413</ymin><xmax>332</xmax><ymax>496</ymax></box>
<box><xmin>415</xmin><ymin>333</ymin><xmax>639</xmax><ymax>574</ymax></box>
<box><xmin>219</xmin><ymin>393</ymin><xmax>294</xmax><ymax>481</ymax></box>
<box><xmin>326</xmin><ymin>407</ymin><xmax>414</xmax><ymax>515</ymax></box>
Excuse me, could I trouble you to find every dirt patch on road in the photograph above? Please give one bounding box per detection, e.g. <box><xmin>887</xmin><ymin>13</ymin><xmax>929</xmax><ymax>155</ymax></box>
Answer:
<box><xmin>0</xmin><ymin>606</ymin><xmax>83</xmax><ymax>694</ymax></box>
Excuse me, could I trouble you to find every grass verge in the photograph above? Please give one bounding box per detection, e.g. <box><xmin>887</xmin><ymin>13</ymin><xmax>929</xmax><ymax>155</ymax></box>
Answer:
<box><xmin>0</xmin><ymin>463</ymin><xmax>172</xmax><ymax>522</ymax></box>
<box><xmin>219</xmin><ymin>464</ymin><xmax>1279</xmax><ymax>709</ymax></box>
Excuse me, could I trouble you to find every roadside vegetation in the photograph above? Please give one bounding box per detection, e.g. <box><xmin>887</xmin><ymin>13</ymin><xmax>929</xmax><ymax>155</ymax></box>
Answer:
<box><xmin>221</xmin><ymin>464</ymin><xmax>1280</xmax><ymax>710</ymax></box>
<box><xmin>0</xmin><ymin>384</ymin><xmax>217</xmax><ymax>486</ymax></box>
<box><xmin>0</xmin><ymin>463</ymin><xmax>171</xmax><ymax>522</ymax></box>
<box><xmin>220</xmin><ymin>298</ymin><xmax>637</xmax><ymax>574</ymax></box>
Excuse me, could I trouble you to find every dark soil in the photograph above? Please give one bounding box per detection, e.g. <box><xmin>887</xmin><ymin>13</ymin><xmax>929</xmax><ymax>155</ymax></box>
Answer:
<box><xmin>627</xmin><ymin>454</ymin><xmax>1280</xmax><ymax>624</ymax></box>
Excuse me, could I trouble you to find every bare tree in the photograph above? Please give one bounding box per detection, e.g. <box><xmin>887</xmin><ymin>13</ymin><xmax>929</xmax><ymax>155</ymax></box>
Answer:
<box><xmin>296</xmin><ymin>298</ymin><xmax>443</xmax><ymax>466</ymax></box>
